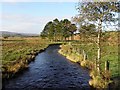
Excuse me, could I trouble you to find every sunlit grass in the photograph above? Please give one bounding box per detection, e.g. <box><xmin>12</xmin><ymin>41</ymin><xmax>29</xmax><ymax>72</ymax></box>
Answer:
<box><xmin>59</xmin><ymin>41</ymin><xmax>118</xmax><ymax>88</ymax></box>
<box><xmin>2</xmin><ymin>37</ymin><xmax>50</xmax><ymax>78</ymax></box>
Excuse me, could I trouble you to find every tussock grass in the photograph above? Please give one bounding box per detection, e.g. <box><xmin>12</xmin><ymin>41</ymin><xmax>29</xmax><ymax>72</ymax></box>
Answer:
<box><xmin>2</xmin><ymin>37</ymin><xmax>50</xmax><ymax>78</ymax></box>
<box><xmin>59</xmin><ymin>39</ymin><xmax>118</xmax><ymax>89</ymax></box>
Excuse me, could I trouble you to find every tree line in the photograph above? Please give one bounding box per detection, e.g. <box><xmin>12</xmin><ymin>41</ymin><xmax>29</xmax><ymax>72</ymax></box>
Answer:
<box><xmin>40</xmin><ymin>18</ymin><xmax>77</xmax><ymax>41</ymax></box>
<box><xmin>40</xmin><ymin>18</ymin><xmax>99</xmax><ymax>42</ymax></box>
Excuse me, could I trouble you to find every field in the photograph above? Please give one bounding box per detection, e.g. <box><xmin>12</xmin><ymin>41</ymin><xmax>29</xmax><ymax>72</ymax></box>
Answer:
<box><xmin>2</xmin><ymin>37</ymin><xmax>50</xmax><ymax>78</ymax></box>
<box><xmin>1</xmin><ymin>31</ymin><xmax>119</xmax><ymax>88</ymax></box>
<box><xmin>72</xmin><ymin>42</ymin><xmax>118</xmax><ymax>78</ymax></box>
<box><xmin>59</xmin><ymin>31</ymin><xmax>119</xmax><ymax>88</ymax></box>
<box><xmin>61</xmin><ymin>31</ymin><xmax>119</xmax><ymax>78</ymax></box>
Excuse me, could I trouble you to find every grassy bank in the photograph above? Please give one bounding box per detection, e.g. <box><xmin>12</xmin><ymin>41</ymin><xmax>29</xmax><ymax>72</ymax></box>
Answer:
<box><xmin>58</xmin><ymin>40</ymin><xmax>119</xmax><ymax>88</ymax></box>
<box><xmin>2</xmin><ymin>37</ymin><xmax>50</xmax><ymax>79</ymax></box>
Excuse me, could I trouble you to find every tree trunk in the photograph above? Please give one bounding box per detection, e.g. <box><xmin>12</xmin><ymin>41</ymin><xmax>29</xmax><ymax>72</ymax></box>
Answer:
<box><xmin>97</xmin><ymin>33</ymin><xmax>100</xmax><ymax>72</ymax></box>
<box><xmin>71</xmin><ymin>35</ymin><xmax>72</xmax><ymax>40</ymax></box>
<box><xmin>97</xmin><ymin>19</ymin><xmax>102</xmax><ymax>73</ymax></box>
<box><xmin>65</xmin><ymin>37</ymin><xmax>66</xmax><ymax>41</ymax></box>
<box><xmin>71</xmin><ymin>33</ymin><xmax>74</xmax><ymax>41</ymax></box>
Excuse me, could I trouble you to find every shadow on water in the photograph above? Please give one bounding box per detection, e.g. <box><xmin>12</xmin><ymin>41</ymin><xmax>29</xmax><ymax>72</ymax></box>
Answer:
<box><xmin>3</xmin><ymin>45</ymin><xmax>95</xmax><ymax>90</ymax></box>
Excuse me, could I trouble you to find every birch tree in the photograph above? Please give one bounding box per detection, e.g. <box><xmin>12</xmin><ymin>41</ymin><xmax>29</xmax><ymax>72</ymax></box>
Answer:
<box><xmin>76</xmin><ymin>1</ymin><xmax>119</xmax><ymax>72</ymax></box>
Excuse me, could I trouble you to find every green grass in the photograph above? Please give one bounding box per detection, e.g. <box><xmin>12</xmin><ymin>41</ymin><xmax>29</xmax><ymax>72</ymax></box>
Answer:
<box><xmin>77</xmin><ymin>43</ymin><xmax>118</xmax><ymax>78</ymax></box>
<box><xmin>60</xmin><ymin>37</ymin><xmax>119</xmax><ymax>78</ymax></box>
<box><xmin>2</xmin><ymin>37</ymin><xmax>51</xmax><ymax>78</ymax></box>
<box><xmin>2</xmin><ymin>37</ymin><xmax>49</xmax><ymax>65</ymax></box>
<box><xmin>59</xmin><ymin>39</ymin><xmax>118</xmax><ymax>88</ymax></box>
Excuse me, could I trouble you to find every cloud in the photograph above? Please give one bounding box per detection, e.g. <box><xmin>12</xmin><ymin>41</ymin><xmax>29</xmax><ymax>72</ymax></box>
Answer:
<box><xmin>1</xmin><ymin>14</ymin><xmax>72</xmax><ymax>34</ymax></box>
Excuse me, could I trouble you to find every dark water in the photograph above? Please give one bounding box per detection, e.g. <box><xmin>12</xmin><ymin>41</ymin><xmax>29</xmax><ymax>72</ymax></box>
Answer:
<box><xmin>3</xmin><ymin>45</ymin><xmax>91</xmax><ymax>90</ymax></box>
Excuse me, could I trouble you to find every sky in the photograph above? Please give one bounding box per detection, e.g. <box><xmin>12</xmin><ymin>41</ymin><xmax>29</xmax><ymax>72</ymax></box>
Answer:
<box><xmin>1</xmin><ymin>2</ymin><xmax>79</xmax><ymax>34</ymax></box>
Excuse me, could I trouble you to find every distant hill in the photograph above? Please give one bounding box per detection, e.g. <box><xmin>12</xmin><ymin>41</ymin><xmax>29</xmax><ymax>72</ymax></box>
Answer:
<box><xmin>0</xmin><ymin>31</ymin><xmax>39</xmax><ymax>37</ymax></box>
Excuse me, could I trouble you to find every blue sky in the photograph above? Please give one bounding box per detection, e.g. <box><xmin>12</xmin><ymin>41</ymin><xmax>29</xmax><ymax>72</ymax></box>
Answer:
<box><xmin>1</xmin><ymin>2</ymin><xmax>78</xmax><ymax>34</ymax></box>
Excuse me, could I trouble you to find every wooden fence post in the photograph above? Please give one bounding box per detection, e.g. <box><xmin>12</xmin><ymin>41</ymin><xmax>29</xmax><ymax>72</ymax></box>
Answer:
<box><xmin>83</xmin><ymin>50</ymin><xmax>87</xmax><ymax>61</ymax></box>
<box><xmin>105</xmin><ymin>61</ymin><xmax>109</xmax><ymax>71</ymax></box>
<box><xmin>79</xmin><ymin>49</ymin><xmax>81</xmax><ymax>54</ymax></box>
<box><xmin>75</xmin><ymin>47</ymin><xmax>77</xmax><ymax>53</ymax></box>
<box><xmin>82</xmin><ymin>50</ymin><xmax>85</xmax><ymax>55</ymax></box>
<box><xmin>70</xmin><ymin>47</ymin><xmax>72</xmax><ymax>53</ymax></box>
<box><xmin>105</xmin><ymin>60</ymin><xmax>110</xmax><ymax>80</ymax></box>
<box><xmin>94</xmin><ymin>58</ymin><xmax>97</xmax><ymax>70</ymax></box>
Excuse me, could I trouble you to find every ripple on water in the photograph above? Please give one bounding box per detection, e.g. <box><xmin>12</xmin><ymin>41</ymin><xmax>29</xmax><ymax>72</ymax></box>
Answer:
<box><xmin>3</xmin><ymin>45</ymin><xmax>91</xmax><ymax>89</ymax></box>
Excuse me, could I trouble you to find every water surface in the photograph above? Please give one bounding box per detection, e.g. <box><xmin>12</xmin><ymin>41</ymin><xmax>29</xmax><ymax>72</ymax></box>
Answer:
<box><xmin>3</xmin><ymin>45</ymin><xmax>91</xmax><ymax>89</ymax></box>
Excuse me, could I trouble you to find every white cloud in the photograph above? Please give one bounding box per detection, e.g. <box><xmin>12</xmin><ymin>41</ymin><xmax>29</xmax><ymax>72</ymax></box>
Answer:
<box><xmin>1</xmin><ymin>14</ymin><xmax>72</xmax><ymax>34</ymax></box>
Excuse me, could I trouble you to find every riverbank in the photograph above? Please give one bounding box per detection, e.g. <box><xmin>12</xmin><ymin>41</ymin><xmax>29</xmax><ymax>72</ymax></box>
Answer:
<box><xmin>58</xmin><ymin>44</ymin><xmax>114</xmax><ymax>89</ymax></box>
<box><xmin>2</xmin><ymin>37</ymin><xmax>50</xmax><ymax>79</ymax></box>
<box><xmin>3</xmin><ymin>45</ymin><xmax>91</xmax><ymax>89</ymax></box>
<box><xmin>2</xmin><ymin>37</ymin><xmax>64</xmax><ymax>79</ymax></box>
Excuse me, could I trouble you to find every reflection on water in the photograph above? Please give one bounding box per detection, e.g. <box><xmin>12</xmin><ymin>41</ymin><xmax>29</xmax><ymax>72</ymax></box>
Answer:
<box><xmin>3</xmin><ymin>45</ymin><xmax>91</xmax><ymax>89</ymax></box>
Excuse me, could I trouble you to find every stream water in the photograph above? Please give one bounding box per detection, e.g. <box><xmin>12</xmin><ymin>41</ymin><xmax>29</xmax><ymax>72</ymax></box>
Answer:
<box><xmin>3</xmin><ymin>45</ymin><xmax>92</xmax><ymax>90</ymax></box>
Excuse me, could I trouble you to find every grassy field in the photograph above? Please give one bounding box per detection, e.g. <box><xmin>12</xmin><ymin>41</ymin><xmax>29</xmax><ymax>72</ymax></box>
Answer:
<box><xmin>59</xmin><ymin>43</ymin><xmax>118</xmax><ymax>88</ymax></box>
<box><xmin>2</xmin><ymin>37</ymin><xmax>50</xmax><ymax>78</ymax></box>
<box><xmin>70</xmin><ymin>31</ymin><xmax>119</xmax><ymax>78</ymax></box>
<box><xmin>59</xmin><ymin>31</ymin><xmax>119</xmax><ymax>88</ymax></box>
<box><xmin>1</xmin><ymin>31</ymin><xmax>119</xmax><ymax>88</ymax></box>
<box><xmin>71</xmin><ymin>43</ymin><xmax>119</xmax><ymax>78</ymax></box>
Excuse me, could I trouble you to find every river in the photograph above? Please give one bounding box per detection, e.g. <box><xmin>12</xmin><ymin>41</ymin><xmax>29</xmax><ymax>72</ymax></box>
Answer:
<box><xmin>3</xmin><ymin>45</ymin><xmax>92</xmax><ymax>89</ymax></box>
